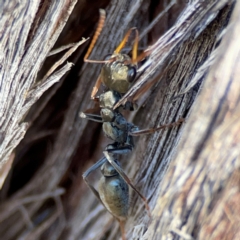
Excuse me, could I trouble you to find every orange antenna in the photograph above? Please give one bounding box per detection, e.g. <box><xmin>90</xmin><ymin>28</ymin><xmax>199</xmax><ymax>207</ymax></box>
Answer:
<box><xmin>84</xmin><ymin>9</ymin><xmax>107</xmax><ymax>63</ymax></box>
<box><xmin>114</xmin><ymin>28</ymin><xmax>136</xmax><ymax>54</ymax></box>
<box><xmin>133</xmin><ymin>48</ymin><xmax>152</xmax><ymax>64</ymax></box>
<box><xmin>132</xmin><ymin>29</ymin><xmax>139</xmax><ymax>63</ymax></box>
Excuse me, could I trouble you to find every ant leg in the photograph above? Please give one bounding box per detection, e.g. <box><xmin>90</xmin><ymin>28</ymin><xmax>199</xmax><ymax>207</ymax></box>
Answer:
<box><xmin>118</xmin><ymin>219</ymin><xmax>126</xmax><ymax>240</ymax></box>
<box><xmin>82</xmin><ymin>157</ymin><xmax>107</xmax><ymax>204</ymax></box>
<box><xmin>129</xmin><ymin>118</ymin><xmax>184</xmax><ymax>136</ymax></box>
<box><xmin>106</xmin><ymin>145</ymin><xmax>132</xmax><ymax>155</ymax></box>
<box><xmin>91</xmin><ymin>75</ymin><xmax>102</xmax><ymax>99</ymax></box>
<box><xmin>80</xmin><ymin>112</ymin><xmax>103</xmax><ymax>123</ymax></box>
<box><xmin>103</xmin><ymin>149</ymin><xmax>151</xmax><ymax>218</ymax></box>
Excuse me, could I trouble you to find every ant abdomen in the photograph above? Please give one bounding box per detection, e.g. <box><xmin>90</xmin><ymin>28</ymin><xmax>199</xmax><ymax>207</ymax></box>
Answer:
<box><xmin>99</xmin><ymin>161</ymin><xmax>129</xmax><ymax>219</ymax></box>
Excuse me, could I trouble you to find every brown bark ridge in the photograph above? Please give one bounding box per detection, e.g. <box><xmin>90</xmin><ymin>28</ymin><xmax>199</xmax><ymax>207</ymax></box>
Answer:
<box><xmin>0</xmin><ymin>0</ymin><xmax>238</xmax><ymax>240</ymax></box>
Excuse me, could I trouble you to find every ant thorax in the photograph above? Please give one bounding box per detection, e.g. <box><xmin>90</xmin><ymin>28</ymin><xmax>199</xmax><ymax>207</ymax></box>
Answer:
<box><xmin>101</xmin><ymin>53</ymin><xmax>137</xmax><ymax>94</ymax></box>
<box><xmin>99</xmin><ymin>90</ymin><xmax>121</xmax><ymax>122</ymax></box>
<box><xmin>99</xmin><ymin>90</ymin><xmax>137</xmax><ymax>145</ymax></box>
<box><xmin>99</xmin><ymin>90</ymin><xmax>121</xmax><ymax>109</ymax></box>
<box><xmin>102</xmin><ymin>114</ymin><xmax>129</xmax><ymax>144</ymax></box>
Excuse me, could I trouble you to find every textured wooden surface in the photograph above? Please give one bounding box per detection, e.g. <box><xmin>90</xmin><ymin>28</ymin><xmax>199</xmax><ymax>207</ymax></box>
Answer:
<box><xmin>0</xmin><ymin>0</ymin><xmax>238</xmax><ymax>239</ymax></box>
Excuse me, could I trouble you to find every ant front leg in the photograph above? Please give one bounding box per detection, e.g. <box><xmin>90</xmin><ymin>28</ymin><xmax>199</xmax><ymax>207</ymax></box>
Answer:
<box><xmin>91</xmin><ymin>75</ymin><xmax>102</xmax><ymax>99</ymax></box>
<box><xmin>103</xmin><ymin>147</ymin><xmax>151</xmax><ymax>218</ymax></box>
<box><xmin>79</xmin><ymin>112</ymin><xmax>103</xmax><ymax>123</ymax></box>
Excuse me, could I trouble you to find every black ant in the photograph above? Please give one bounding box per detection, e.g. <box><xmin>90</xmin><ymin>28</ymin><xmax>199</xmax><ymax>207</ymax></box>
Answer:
<box><xmin>81</xmin><ymin>9</ymin><xmax>183</xmax><ymax>240</ymax></box>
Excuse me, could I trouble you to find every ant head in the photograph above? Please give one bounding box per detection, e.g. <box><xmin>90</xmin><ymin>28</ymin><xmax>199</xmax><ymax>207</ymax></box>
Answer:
<box><xmin>101</xmin><ymin>53</ymin><xmax>137</xmax><ymax>94</ymax></box>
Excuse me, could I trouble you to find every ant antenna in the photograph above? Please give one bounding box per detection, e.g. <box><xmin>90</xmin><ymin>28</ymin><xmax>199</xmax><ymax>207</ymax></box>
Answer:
<box><xmin>84</xmin><ymin>9</ymin><xmax>108</xmax><ymax>63</ymax></box>
<box><xmin>132</xmin><ymin>28</ymin><xmax>139</xmax><ymax>63</ymax></box>
<box><xmin>114</xmin><ymin>28</ymin><xmax>136</xmax><ymax>54</ymax></box>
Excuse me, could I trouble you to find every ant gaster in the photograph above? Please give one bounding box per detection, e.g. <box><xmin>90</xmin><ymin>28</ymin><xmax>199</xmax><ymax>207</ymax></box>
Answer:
<box><xmin>81</xmin><ymin>9</ymin><xmax>183</xmax><ymax>240</ymax></box>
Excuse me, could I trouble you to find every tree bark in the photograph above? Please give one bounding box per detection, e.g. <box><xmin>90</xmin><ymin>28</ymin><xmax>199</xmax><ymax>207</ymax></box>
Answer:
<box><xmin>0</xmin><ymin>0</ymin><xmax>239</xmax><ymax>240</ymax></box>
<box><xmin>0</xmin><ymin>0</ymin><xmax>80</xmax><ymax>183</ymax></box>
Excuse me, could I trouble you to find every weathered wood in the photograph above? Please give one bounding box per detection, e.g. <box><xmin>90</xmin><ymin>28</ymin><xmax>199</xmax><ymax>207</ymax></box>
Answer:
<box><xmin>0</xmin><ymin>0</ymin><xmax>80</xmax><ymax>183</ymax></box>
<box><xmin>0</xmin><ymin>0</ymin><xmax>238</xmax><ymax>240</ymax></box>
<box><xmin>144</xmin><ymin>1</ymin><xmax>240</xmax><ymax>239</ymax></box>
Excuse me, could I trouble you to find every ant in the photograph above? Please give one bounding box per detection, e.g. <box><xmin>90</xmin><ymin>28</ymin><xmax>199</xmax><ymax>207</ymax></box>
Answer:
<box><xmin>81</xmin><ymin>9</ymin><xmax>183</xmax><ymax>240</ymax></box>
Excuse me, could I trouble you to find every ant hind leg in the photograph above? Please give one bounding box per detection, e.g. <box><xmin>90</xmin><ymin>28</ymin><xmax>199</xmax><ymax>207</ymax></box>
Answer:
<box><xmin>82</xmin><ymin>157</ymin><xmax>107</xmax><ymax>204</ymax></box>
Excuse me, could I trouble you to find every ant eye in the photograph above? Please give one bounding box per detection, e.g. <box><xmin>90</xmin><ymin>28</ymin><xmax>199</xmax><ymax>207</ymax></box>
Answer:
<box><xmin>127</xmin><ymin>66</ymin><xmax>136</xmax><ymax>83</ymax></box>
<box><xmin>104</xmin><ymin>54</ymin><xmax>113</xmax><ymax>60</ymax></box>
